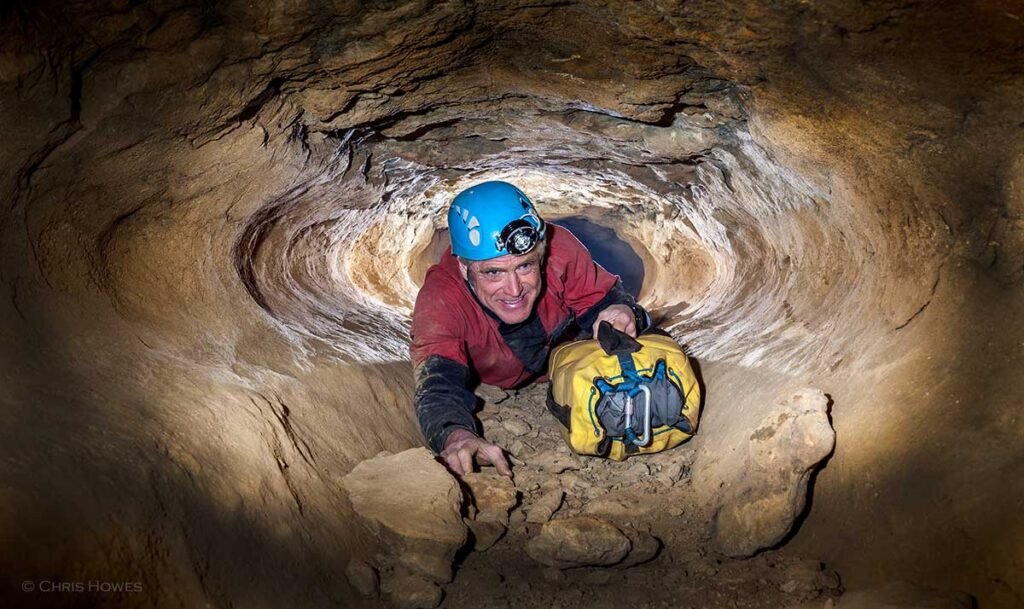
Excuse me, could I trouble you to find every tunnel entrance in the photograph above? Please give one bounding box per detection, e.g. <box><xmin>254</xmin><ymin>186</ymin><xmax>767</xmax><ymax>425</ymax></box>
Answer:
<box><xmin>552</xmin><ymin>216</ymin><xmax>645</xmax><ymax>298</ymax></box>
<box><xmin>410</xmin><ymin>218</ymin><xmax>645</xmax><ymax>299</ymax></box>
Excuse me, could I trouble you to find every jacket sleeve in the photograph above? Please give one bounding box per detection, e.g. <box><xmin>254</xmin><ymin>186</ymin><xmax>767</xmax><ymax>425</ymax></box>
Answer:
<box><xmin>555</xmin><ymin>228</ymin><xmax>651</xmax><ymax>337</ymax></box>
<box><xmin>413</xmin><ymin>355</ymin><xmax>479</xmax><ymax>453</ymax></box>
<box><xmin>410</xmin><ymin>277</ymin><xmax>478</xmax><ymax>452</ymax></box>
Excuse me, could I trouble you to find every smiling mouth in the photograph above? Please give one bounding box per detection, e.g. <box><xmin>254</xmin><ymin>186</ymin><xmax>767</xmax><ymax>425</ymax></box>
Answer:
<box><xmin>498</xmin><ymin>295</ymin><xmax>526</xmax><ymax>308</ymax></box>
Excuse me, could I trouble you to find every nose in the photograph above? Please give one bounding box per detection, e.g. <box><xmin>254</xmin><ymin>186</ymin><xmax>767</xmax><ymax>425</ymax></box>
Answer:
<box><xmin>503</xmin><ymin>271</ymin><xmax>522</xmax><ymax>296</ymax></box>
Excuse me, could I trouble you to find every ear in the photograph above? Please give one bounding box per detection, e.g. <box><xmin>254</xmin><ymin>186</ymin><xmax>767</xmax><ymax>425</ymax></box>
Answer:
<box><xmin>458</xmin><ymin>260</ymin><xmax>469</xmax><ymax>281</ymax></box>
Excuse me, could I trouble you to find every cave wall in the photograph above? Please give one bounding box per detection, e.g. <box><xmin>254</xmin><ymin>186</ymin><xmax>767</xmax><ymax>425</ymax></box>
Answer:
<box><xmin>1</xmin><ymin>1</ymin><xmax>1022</xmax><ymax>607</ymax></box>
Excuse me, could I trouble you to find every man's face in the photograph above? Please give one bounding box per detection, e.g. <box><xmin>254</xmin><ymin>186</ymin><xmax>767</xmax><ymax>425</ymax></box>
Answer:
<box><xmin>461</xmin><ymin>248</ymin><xmax>545</xmax><ymax>324</ymax></box>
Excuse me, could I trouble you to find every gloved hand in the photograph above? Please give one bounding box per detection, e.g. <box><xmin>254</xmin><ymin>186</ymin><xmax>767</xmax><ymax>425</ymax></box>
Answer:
<box><xmin>591</xmin><ymin>303</ymin><xmax>637</xmax><ymax>337</ymax></box>
<box><xmin>440</xmin><ymin>429</ymin><xmax>513</xmax><ymax>478</ymax></box>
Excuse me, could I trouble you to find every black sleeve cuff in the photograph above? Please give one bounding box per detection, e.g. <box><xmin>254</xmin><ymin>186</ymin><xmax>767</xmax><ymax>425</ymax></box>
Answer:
<box><xmin>629</xmin><ymin>302</ymin><xmax>653</xmax><ymax>335</ymax></box>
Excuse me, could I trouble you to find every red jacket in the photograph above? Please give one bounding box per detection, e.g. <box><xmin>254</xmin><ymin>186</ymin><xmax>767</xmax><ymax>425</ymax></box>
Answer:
<box><xmin>411</xmin><ymin>225</ymin><xmax>620</xmax><ymax>388</ymax></box>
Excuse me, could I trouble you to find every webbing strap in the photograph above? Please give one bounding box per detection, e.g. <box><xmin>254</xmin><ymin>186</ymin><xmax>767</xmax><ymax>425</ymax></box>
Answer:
<box><xmin>595</xmin><ymin>357</ymin><xmax>669</xmax><ymax>398</ymax></box>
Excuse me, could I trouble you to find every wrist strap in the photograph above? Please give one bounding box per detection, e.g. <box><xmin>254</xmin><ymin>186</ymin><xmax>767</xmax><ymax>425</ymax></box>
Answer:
<box><xmin>630</xmin><ymin>303</ymin><xmax>651</xmax><ymax>334</ymax></box>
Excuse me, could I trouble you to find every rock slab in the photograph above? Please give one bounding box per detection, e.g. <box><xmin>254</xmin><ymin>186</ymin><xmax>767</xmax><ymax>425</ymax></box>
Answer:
<box><xmin>342</xmin><ymin>447</ymin><xmax>467</xmax><ymax>583</ymax></box>
<box><xmin>526</xmin><ymin>517</ymin><xmax>631</xmax><ymax>568</ymax></box>
<box><xmin>460</xmin><ymin>472</ymin><xmax>517</xmax><ymax>525</ymax></box>
<box><xmin>713</xmin><ymin>389</ymin><xmax>835</xmax><ymax>557</ymax></box>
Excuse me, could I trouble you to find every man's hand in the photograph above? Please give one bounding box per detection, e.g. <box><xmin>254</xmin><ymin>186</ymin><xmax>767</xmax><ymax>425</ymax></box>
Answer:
<box><xmin>591</xmin><ymin>304</ymin><xmax>637</xmax><ymax>337</ymax></box>
<box><xmin>440</xmin><ymin>429</ymin><xmax>513</xmax><ymax>478</ymax></box>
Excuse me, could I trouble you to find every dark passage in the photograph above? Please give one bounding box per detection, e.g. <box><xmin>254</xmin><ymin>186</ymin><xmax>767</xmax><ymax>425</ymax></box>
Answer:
<box><xmin>553</xmin><ymin>216</ymin><xmax>645</xmax><ymax>298</ymax></box>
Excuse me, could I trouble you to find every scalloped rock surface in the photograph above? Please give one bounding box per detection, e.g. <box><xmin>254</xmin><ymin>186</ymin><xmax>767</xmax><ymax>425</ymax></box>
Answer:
<box><xmin>1</xmin><ymin>1</ymin><xmax>1022</xmax><ymax>609</ymax></box>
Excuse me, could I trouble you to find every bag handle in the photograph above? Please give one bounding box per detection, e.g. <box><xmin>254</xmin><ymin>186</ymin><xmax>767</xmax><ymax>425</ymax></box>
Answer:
<box><xmin>596</xmin><ymin>320</ymin><xmax>642</xmax><ymax>356</ymax></box>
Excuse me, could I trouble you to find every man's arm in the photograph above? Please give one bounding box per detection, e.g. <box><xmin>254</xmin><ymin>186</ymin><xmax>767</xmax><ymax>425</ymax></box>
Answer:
<box><xmin>414</xmin><ymin>356</ymin><xmax>512</xmax><ymax>477</ymax></box>
<box><xmin>413</xmin><ymin>355</ymin><xmax>479</xmax><ymax>453</ymax></box>
<box><xmin>553</xmin><ymin>228</ymin><xmax>651</xmax><ymax>338</ymax></box>
<box><xmin>576</xmin><ymin>281</ymin><xmax>651</xmax><ymax>338</ymax></box>
<box><xmin>410</xmin><ymin>279</ymin><xmax>513</xmax><ymax>477</ymax></box>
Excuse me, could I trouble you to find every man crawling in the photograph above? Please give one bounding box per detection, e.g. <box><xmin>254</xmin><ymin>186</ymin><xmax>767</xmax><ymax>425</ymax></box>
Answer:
<box><xmin>410</xmin><ymin>181</ymin><xmax>651</xmax><ymax>477</ymax></box>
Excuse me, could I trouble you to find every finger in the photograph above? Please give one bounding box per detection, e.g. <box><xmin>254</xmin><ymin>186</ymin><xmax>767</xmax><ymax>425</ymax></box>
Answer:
<box><xmin>591</xmin><ymin>317</ymin><xmax>602</xmax><ymax>337</ymax></box>
<box><xmin>444</xmin><ymin>451</ymin><xmax>466</xmax><ymax>476</ymax></box>
<box><xmin>458</xmin><ymin>447</ymin><xmax>474</xmax><ymax>475</ymax></box>
<box><xmin>481</xmin><ymin>445</ymin><xmax>513</xmax><ymax>478</ymax></box>
<box><xmin>493</xmin><ymin>451</ymin><xmax>513</xmax><ymax>478</ymax></box>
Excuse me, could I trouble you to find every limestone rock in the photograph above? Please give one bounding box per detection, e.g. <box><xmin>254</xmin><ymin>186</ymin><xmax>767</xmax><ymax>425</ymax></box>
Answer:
<box><xmin>398</xmin><ymin>553</ymin><xmax>456</xmax><ymax>586</ymax></box>
<box><xmin>501</xmin><ymin>418</ymin><xmax>532</xmax><ymax>436</ymax></box>
<box><xmin>529</xmin><ymin>449</ymin><xmax>580</xmax><ymax>474</ymax></box>
<box><xmin>344</xmin><ymin>559</ymin><xmax>379</xmax><ymax>598</ymax></box>
<box><xmin>655</xmin><ymin>462</ymin><xmax>681</xmax><ymax>486</ymax></box>
<box><xmin>583</xmin><ymin>491</ymin><xmax>662</xmax><ymax>521</ymax></box>
<box><xmin>475</xmin><ymin>384</ymin><xmax>510</xmax><ymax>404</ymax></box>
<box><xmin>506</xmin><ymin>439</ymin><xmax>528</xmax><ymax>459</ymax></box>
<box><xmin>526</xmin><ymin>517</ymin><xmax>631</xmax><ymax>568</ymax></box>
<box><xmin>713</xmin><ymin>389</ymin><xmax>835</xmax><ymax>557</ymax></box>
<box><xmin>381</xmin><ymin>572</ymin><xmax>443</xmax><ymax>609</ymax></box>
<box><xmin>460</xmin><ymin>472</ymin><xmax>517</xmax><ymax>525</ymax></box>
<box><xmin>342</xmin><ymin>448</ymin><xmax>468</xmax><ymax>583</ymax></box>
<box><xmin>616</xmin><ymin>527</ymin><xmax>661</xmax><ymax>568</ymax></box>
<box><xmin>467</xmin><ymin>519</ymin><xmax>506</xmax><ymax>551</ymax></box>
<box><xmin>779</xmin><ymin>560</ymin><xmax>841</xmax><ymax>597</ymax></box>
<box><xmin>525</xmin><ymin>484</ymin><xmax>564</xmax><ymax>523</ymax></box>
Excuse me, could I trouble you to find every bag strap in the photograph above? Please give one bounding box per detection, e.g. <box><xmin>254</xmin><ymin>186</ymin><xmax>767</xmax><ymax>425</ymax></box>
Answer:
<box><xmin>597</xmin><ymin>320</ymin><xmax>642</xmax><ymax>355</ymax></box>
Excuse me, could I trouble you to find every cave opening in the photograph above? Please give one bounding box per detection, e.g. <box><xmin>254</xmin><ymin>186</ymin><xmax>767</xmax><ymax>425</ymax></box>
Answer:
<box><xmin>551</xmin><ymin>215</ymin><xmax>646</xmax><ymax>298</ymax></box>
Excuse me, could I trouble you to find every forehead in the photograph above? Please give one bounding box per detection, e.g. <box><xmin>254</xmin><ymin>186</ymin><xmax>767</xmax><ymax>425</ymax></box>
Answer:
<box><xmin>470</xmin><ymin>250</ymin><xmax>541</xmax><ymax>271</ymax></box>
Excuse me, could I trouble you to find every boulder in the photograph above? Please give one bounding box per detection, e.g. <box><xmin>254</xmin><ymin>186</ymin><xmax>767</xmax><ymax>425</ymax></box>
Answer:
<box><xmin>342</xmin><ymin>448</ymin><xmax>468</xmax><ymax>583</ymax></box>
<box><xmin>344</xmin><ymin>559</ymin><xmax>379</xmax><ymax>598</ymax></box>
<box><xmin>501</xmin><ymin>418</ymin><xmax>532</xmax><ymax>436</ymax></box>
<box><xmin>712</xmin><ymin>389</ymin><xmax>834</xmax><ymax>557</ymax></box>
<box><xmin>526</xmin><ymin>517</ymin><xmax>631</xmax><ymax>568</ymax></box>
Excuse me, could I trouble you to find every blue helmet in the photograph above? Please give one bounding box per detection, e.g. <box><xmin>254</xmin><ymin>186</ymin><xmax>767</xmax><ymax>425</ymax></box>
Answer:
<box><xmin>447</xmin><ymin>181</ymin><xmax>546</xmax><ymax>261</ymax></box>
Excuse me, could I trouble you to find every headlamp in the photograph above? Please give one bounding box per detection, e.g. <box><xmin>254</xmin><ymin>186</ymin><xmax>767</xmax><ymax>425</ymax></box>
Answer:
<box><xmin>497</xmin><ymin>217</ymin><xmax>545</xmax><ymax>256</ymax></box>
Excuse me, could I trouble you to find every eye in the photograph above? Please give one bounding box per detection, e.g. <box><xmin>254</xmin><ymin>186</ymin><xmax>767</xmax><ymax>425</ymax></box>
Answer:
<box><xmin>485</xmin><ymin>269</ymin><xmax>502</xmax><ymax>277</ymax></box>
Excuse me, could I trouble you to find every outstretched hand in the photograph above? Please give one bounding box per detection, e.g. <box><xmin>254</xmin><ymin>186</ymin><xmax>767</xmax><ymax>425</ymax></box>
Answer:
<box><xmin>440</xmin><ymin>429</ymin><xmax>513</xmax><ymax>478</ymax></box>
<box><xmin>591</xmin><ymin>303</ymin><xmax>637</xmax><ymax>337</ymax></box>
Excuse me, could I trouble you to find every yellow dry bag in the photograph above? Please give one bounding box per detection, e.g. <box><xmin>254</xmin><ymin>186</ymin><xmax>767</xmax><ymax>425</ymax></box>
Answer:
<box><xmin>546</xmin><ymin>322</ymin><xmax>701</xmax><ymax>461</ymax></box>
